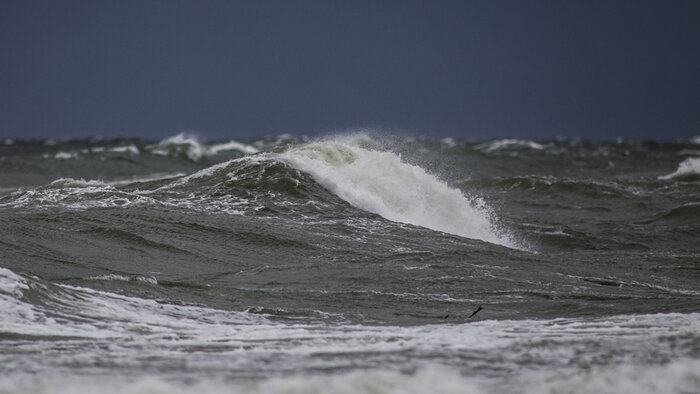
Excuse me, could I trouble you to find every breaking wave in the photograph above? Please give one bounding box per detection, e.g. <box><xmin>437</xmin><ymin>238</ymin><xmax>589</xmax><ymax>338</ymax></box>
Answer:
<box><xmin>278</xmin><ymin>139</ymin><xmax>517</xmax><ymax>248</ymax></box>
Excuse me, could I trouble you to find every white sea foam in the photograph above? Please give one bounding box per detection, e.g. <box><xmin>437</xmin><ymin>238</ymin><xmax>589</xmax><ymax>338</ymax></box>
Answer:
<box><xmin>0</xmin><ymin>268</ymin><xmax>264</xmax><ymax>339</ymax></box>
<box><xmin>44</xmin><ymin>146</ymin><xmax>140</xmax><ymax>160</ymax></box>
<box><xmin>659</xmin><ymin>157</ymin><xmax>700</xmax><ymax>180</ymax></box>
<box><xmin>0</xmin><ymin>368</ymin><xmax>485</xmax><ymax>394</ymax></box>
<box><xmin>46</xmin><ymin>178</ymin><xmax>106</xmax><ymax>188</ymax></box>
<box><xmin>278</xmin><ymin>140</ymin><xmax>517</xmax><ymax>248</ymax></box>
<box><xmin>4</xmin><ymin>263</ymin><xmax>700</xmax><ymax>349</ymax></box>
<box><xmin>0</xmin><ymin>170</ymin><xmax>249</xmax><ymax>213</ymax></box>
<box><xmin>0</xmin><ymin>178</ymin><xmax>162</xmax><ymax>210</ymax></box>
<box><xmin>5</xmin><ymin>362</ymin><xmax>700</xmax><ymax>394</ymax></box>
<box><xmin>0</xmin><ymin>267</ymin><xmax>29</xmax><ymax>297</ymax></box>
<box><xmin>539</xmin><ymin>359</ymin><xmax>700</xmax><ymax>394</ymax></box>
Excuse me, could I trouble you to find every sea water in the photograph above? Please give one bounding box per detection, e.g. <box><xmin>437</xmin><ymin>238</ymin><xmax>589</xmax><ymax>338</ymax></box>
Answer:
<box><xmin>1</xmin><ymin>133</ymin><xmax>699</xmax><ymax>393</ymax></box>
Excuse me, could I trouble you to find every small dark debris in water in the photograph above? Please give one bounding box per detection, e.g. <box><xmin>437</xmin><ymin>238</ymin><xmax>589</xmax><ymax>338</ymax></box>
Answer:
<box><xmin>468</xmin><ymin>306</ymin><xmax>483</xmax><ymax>319</ymax></box>
<box><xmin>443</xmin><ymin>306</ymin><xmax>484</xmax><ymax>320</ymax></box>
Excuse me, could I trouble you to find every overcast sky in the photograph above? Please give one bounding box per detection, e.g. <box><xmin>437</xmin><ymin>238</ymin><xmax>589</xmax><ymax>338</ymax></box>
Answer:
<box><xmin>1</xmin><ymin>0</ymin><xmax>699</xmax><ymax>141</ymax></box>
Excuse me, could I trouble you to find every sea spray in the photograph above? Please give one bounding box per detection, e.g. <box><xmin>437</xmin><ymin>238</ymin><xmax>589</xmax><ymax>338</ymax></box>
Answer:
<box><xmin>278</xmin><ymin>140</ymin><xmax>518</xmax><ymax>248</ymax></box>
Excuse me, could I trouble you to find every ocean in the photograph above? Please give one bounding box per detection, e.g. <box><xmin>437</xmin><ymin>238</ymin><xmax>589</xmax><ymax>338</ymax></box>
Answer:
<box><xmin>1</xmin><ymin>132</ymin><xmax>699</xmax><ymax>393</ymax></box>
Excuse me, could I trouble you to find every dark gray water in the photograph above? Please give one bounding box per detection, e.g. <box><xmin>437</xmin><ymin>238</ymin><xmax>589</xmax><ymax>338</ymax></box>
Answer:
<box><xmin>1</xmin><ymin>133</ymin><xmax>699</xmax><ymax>393</ymax></box>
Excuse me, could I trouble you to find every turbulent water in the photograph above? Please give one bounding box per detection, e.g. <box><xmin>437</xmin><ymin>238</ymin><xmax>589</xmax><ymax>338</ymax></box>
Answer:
<box><xmin>1</xmin><ymin>132</ymin><xmax>699</xmax><ymax>393</ymax></box>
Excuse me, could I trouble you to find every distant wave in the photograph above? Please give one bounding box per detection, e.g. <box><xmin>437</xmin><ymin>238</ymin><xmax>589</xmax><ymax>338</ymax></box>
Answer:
<box><xmin>146</xmin><ymin>133</ymin><xmax>259</xmax><ymax>161</ymax></box>
<box><xmin>474</xmin><ymin>139</ymin><xmax>546</xmax><ymax>153</ymax></box>
<box><xmin>41</xmin><ymin>145</ymin><xmax>141</xmax><ymax>160</ymax></box>
<box><xmin>32</xmin><ymin>133</ymin><xmax>260</xmax><ymax>162</ymax></box>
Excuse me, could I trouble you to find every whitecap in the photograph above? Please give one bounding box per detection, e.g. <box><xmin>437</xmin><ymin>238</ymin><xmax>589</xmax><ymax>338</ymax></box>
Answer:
<box><xmin>54</xmin><ymin>151</ymin><xmax>77</xmax><ymax>160</ymax></box>
<box><xmin>475</xmin><ymin>139</ymin><xmax>545</xmax><ymax>153</ymax></box>
<box><xmin>109</xmin><ymin>145</ymin><xmax>140</xmax><ymax>154</ymax></box>
<box><xmin>208</xmin><ymin>140</ymin><xmax>259</xmax><ymax>155</ymax></box>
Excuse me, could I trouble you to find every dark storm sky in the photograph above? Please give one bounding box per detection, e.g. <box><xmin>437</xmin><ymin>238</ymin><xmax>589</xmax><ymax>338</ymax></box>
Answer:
<box><xmin>1</xmin><ymin>0</ymin><xmax>699</xmax><ymax>141</ymax></box>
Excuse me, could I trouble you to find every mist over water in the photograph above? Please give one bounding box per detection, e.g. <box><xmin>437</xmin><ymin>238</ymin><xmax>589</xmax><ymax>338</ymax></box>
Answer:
<box><xmin>1</xmin><ymin>133</ymin><xmax>700</xmax><ymax>393</ymax></box>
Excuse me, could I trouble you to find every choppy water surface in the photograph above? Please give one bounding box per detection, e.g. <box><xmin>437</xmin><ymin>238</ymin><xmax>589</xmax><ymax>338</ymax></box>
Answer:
<box><xmin>1</xmin><ymin>133</ymin><xmax>699</xmax><ymax>393</ymax></box>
